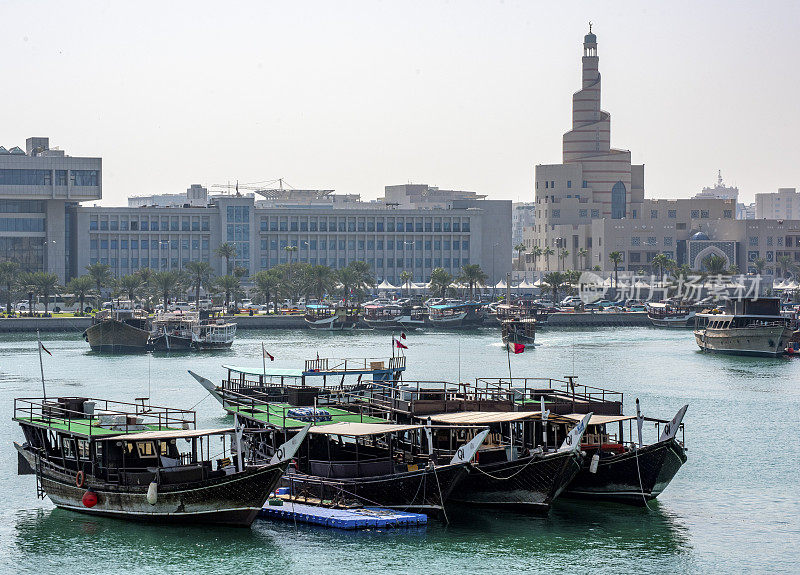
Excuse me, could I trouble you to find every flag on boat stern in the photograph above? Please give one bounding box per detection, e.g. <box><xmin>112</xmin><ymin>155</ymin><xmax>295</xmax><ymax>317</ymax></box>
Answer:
<box><xmin>394</xmin><ymin>338</ymin><xmax>408</xmax><ymax>349</ymax></box>
<box><xmin>262</xmin><ymin>343</ymin><xmax>274</xmax><ymax>361</ymax></box>
<box><xmin>39</xmin><ymin>342</ymin><xmax>52</xmax><ymax>356</ymax></box>
<box><xmin>400</xmin><ymin>332</ymin><xmax>407</xmax><ymax>340</ymax></box>
<box><xmin>512</xmin><ymin>343</ymin><xmax>525</xmax><ymax>354</ymax></box>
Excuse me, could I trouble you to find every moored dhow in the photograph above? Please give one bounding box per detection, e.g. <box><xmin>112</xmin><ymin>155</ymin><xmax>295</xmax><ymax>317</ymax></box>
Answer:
<box><xmin>427</xmin><ymin>302</ymin><xmax>486</xmax><ymax>328</ymax></box>
<box><xmin>83</xmin><ymin>305</ymin><xmax>151</xmax><ymax>353</ymax></box>
<box><xmin>646</xmin><ymin>300</ymin><xmax>707</xmax><ymax>328</ymax></box>
<box><xmin>694</xmin><ymin>297</ymin><xmax>793</xmax><ymax>357</ymax></box>
<box><xmin>304</xmin><ymin>304</ymin><xmax>360</xmax><ymax>330</ymax></box>
<box><xmin>13</xmin><ymin>396</ymin><xmax>304</xmax><ymax>526</ymax></box>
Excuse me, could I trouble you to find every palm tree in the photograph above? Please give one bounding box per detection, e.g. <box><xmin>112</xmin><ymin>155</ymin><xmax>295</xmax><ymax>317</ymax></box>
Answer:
<box><xmin>117</xmin><ymin>274</ymin><xmax>141</xmax><ymax>303</ymax></box>
<box><xmin>651</xmin><ymin>253</ymin><xmax>669</xmax><ymax>280</ymax></box>
<box><xmin>542</xmin><ymin>247</ymin><xmax>554</xmax><ymax>271</ymax></box>
<box><xmin>577</xmin><ymin>248</ymin><xmax>588</xmax><ymax>271</ymax></box>
<box><xmin>215</xmin><ymin>242</ymin><xmax>237</xmax><ymax>275</ymax></box>
<box><xmin>215</xmin><ymin>274</ymin><xmax>240</xmax><ymax>310</ymax></box>
<box><xmin>702</xmin><ymin>254</ymin><xmax>728</xmax><ymax>275</ymax></box>
<box><xmin>152</xmin><ymin>271</ymin><xmax>180</xmax><ymax>310</ymax></box>
<box><xmin>429</xmin><ymin>267</ymin><xmax>453</xmax><ymax>299</ymax></box>
<box><xmin>728</xmin><ymin>264</ymin><xmax>740</xmax><ymax>275</ymax></box>
<box><xmin>284</xmin><ymin>245</ymin><xmax>298</xmax><ymax>265</ymax></box>
<box><xmin>0</xmin><ymin>261</ymin><xmax>19</xmax><ymax>315</ymax></box>
<box><xmin>752</xmin><ymin>257</ymin><xmax>766</xmax><ymax>276</ymax></box>
<box><xmin>400</xmin><ymin>271</ymin><xmax>413</xmax><ymax>297</ymax></box>
<box><xmin>777</xmin><ymin>255</ymin><xmax>793</xmax><ymax>278</ymax></box>
<box><xmin>558</xmin><ymin>249</ymin><xmax>570</xmax><ymax>271</ymax></box>
<box><xmin>608</xmin><ymin>251</ymin><xmax>623</xmax><ymax>288</ymax></box>
<box><xmin>531</xmin><ymin>245</ymin><xmax>542</xmax><ymax>270</ymax></box>
<box><xmin>184</xmin><ymin>261</ymin><xmax>214</xmax><ymax>308</ymax></box>
<box><xmin>347</xmin><ymin>261</ymin><xmax>375</xmax><ymax>304</ymax></box>
<box><xmin>306</xmin><ymin>265</ymin><xmax>336</xmax><ymax>300</ymax></box>
<box><xmin>253</xmin><ymin>269</ymin><xmax>280</xmax><ymax>313</ymax></box>
<box><xmin>336</xmin><ymin>266</ymin><xmax>358</xmax><ymax>308</ymax></box>
<box><xmin>86</xmin><ymin>262</ymin><xmax>112</xmax><ymax>309</ymax></box>
<box><xmin>67</xmin><ymin>275</ymin><xmax>94</xmax><ymax>315</ymax></box>
<box><xmin>514</xmin><ymin>243</ymin><xmax>527</xmax><ymax>270</ymax></box>
<box><xmin>458</xmin><ymin>264</ymin><xmax>488</xmax><ymax>300</ymax></box>
<box><xmin>27</xmin><ymin>272</ymin><xmax>60</xmax><ymax>315</ymax></box>
<box><xmin>18</xmin><ymin>273</ymin><xmax>36</xmax><ymax>316</ymax></box>
<box><xmin>542</xmin><ymin>271</ymin><xmax>566</xmax><ymax>304</ymax></box>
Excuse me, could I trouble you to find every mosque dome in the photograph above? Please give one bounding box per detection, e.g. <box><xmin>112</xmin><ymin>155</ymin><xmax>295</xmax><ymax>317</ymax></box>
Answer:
<box><xmin>691</xmin><ymin>231</ymin><xmax>710</xmax><ymax>241</ymax></box>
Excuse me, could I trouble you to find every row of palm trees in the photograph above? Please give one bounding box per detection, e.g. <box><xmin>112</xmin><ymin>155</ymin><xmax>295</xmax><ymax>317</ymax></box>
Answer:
<box><xmin>514</xmin><ymin>244</ymin><xmax>590</xmax><ymax>272</ymax></box>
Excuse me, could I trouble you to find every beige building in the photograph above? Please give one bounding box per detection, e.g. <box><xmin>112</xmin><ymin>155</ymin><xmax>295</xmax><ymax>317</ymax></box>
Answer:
<box><xmin>755</xmin><ymin>188</ymin><xmax>800</xmax><ymax>220</ymax></box>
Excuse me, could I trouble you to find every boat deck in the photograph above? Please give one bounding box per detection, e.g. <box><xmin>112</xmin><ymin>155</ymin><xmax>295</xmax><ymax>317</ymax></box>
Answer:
<box><xmin>228</xmin><ymin>402</ymin><xmax>388</xmax><ymax>428</ymax></box>
<box><xmin>260</xmin><ymin>497</ymin><xmax>427</xmax><ymax>530</ymax></box>
<box><xmin>15</xmin><ymin>417</ymin><xmax>181</xmax><ymax>437</ymax></box>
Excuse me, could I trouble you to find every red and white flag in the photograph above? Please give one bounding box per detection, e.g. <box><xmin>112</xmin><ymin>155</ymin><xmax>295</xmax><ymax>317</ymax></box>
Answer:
<box><xmin>511</xmin><ymin>343</ymin><xmax>525</xmax><ymax>354</ymax></box>
<box><xmin>394</xmin><ymin>338</ymin><xmax>408</xmax><ymax>350</ymax></box>
<box><xmin>400</xmin><ymin>332</ymin><xmax>407</xmax><ymax>340</ymax></box>
<box><xmin>39</xmin><ymin>342</ymin><xmax>52</xmax><ymax>356</ymax></box>
<box><xmin>262</xmin><ymin>343</ymin><xmax>274</xmax><ymax>361</ymax></box>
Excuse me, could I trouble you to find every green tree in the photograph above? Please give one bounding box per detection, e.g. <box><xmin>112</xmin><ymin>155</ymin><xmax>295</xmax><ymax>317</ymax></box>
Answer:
<box><xmin>702</xmin><ymin>254</ymin><xmax>728</xmax><ymax>275</ymax></box>
<box><xmin>429</xmin><ymin>267</ymin><xmax>453</xmax><ymax>299</ymax></box>
<box><xmin>577</xmin><ymin>248</ymin><xmax>588</xmax><ymax>271</ymax></box>
<box><xmin>336</xmin><ymin>267</ymin><xmax>358</xmax><ymax>308</ymax></box>
<box><xmin>152</xmin><ymin>271</ymin><xmax>180</xmax><ymax>311</ymax></box>
<box><xmin>558</xmin><ymin>249</ymin><xmax>570</xmax><ymax>271</ymax></box>
<box><xmin>284</xmin><ymin>245</ymin><xmax>298</xmax><ymax>265</ymax></box>
<box><xmin>400</xmin><ymin>270</ymin><xmax>413</xmax><ymax>297</ymax></box>
<box><xmin>777</xmin><ymin>255</ymin><xmax>793</xmax><ymax>278</ymax></box>
<box><xmin>608</xmin><ymin>251</ymin><xmax>623</xmax><ymax>288</ymax></box>
<box><xmin>27</xmin><ymin>272</ymin><xmax>60</xmax><ymax>315</ymax></box>
<box><xmin>306</xmin><ymin>265</ymin><xmax>336</xmax><ymax>301</ymax></box>
<box><xmin>531</xmin><ymin>245</ymin><xmax>542</xmax><ymax>270</ymax></box>
<box><xmin>651</xmin><ymin>253</ymin><xmax>669</xmax><ymax>279</ymax></box>
<box><xmin>253</xmin><ymin>269</ymin><xmax>281</xmax><ymax>313</ymax></box>
<box><xmin>184</xmin><ymin>261</ymin><xmax>214</xmax><ymax>308</ymax></box>
<box><xmin>119</xmin><ymin>274</ymin><xmax>142</xmax><ymax>303</ymax></box>
<box><xmin>543</xmin><ymin>271</ymin><xmax>566</xmax><ymax>304</ymax></box>
<box><xmin>728</xmin><ymin>264</ymin><xmax>740</xmax><ymax>275</ymax></box>
<box><xmin>753</xmin><ymin>257</ymin><xmax>766</xmax><ymax>276</ymax></box>
<box><xmin>347</xmin><ymin>261</ymin><xmax>375</xmax><ymax>304</ymax></box>
<box><xmin>514</xmin><ymin>243</ymin><xmax>527</xmax><ymax>271</ymax></box>
<box><xmin>542</xmin><ymin>247</ymin><xmax>554</xmax><ymax>271</ymax></box>
<box><xmin>215</xmin><ymin>242</ymin><xmax>237</xmax><ymax>275</ymax></box>
<box><xmin>86</xmin><ymin>262</ymin><xmax>112</xmax><ymax>309</ymax></box>
<box><xmin>67</xmin><ymin>275</ymin><xmax>94</xmax><ymax>315</ymax></box>
<box><xmin>458</xmin><ymin>264</ymin><xmax>488</xmax><ymax>300</ymax></box>
<box><xmin>0</xmin><ymin>261</ymin><xmax>19</xmax><ymax>315</ymax></box>
<box><xmin>214</xmin><ymin>274</ymin><xmax>240</xmax><ymax>310</ymax></box>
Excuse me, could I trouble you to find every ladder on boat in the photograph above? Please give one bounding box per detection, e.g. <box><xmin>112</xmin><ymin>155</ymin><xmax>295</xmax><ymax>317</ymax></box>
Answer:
<box><xmin>34</xmin><ymin>454</ymin><xmax>46</xmax><ymax>500</ymax></box>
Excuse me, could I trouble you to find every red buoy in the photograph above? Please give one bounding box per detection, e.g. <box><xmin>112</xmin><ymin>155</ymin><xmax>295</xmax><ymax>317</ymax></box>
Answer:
<box><xmin>82</xmin><ymin>491</ymin><xmax>98</xmax><ymax>508</ymax></box>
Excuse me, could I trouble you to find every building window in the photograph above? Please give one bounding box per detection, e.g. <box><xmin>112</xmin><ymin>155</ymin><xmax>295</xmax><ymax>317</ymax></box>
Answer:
<box><xmin>631</xmin><ymin>237</ymin><xmax>641</xmax><ymax>246</ymax></box>
<box><xmin>767</xmin><ymin>236</ymin><xmax>774</xmax><ymax>246</ymax></box>
<box><xmin>668</xmin><ymin>210</ymin><xmax>676</xmax><ymax>219</ymax></box>
<box><xmin>582</xmin><ymin>181</ymin><xmax>588</xmax><ymax>188</ymax></box>
<box><xmin>701</xmin><ymin>210</ymin><xmax>709</xmax><ymax>219</ymax></box>
<box><xmin>647</xmin><ymin>237</ymin><xmax>656</xmax><ymax>246</ymax></box>
<box><xmin>567</xmin><ymin>181</ymin><xmax>571</xmax><ymax>188</ymax></box>
<box><xmin>629</xmin><ymin>252</ymin><xmax>641</xmax><ymax>263</ymax></box>
<box><xmin>591</xmin><ymin>209</ymin><xmax>599</xmax><ymax>218</ymax></box>
<box><xmin>579</xmin><ymin>209</ymin><xmax>587</xmax><ymax>218</ymax></box>
<box><xmin>552</xmin><ymin>209</ymin><xmax>560</xmax><ymax>218</ymax></box>
<box><xmin>691</xmin><ymin>210</ymin><xmax>700</xmax><ymax>219</ymax></box>
<box><xmin>749</xmin><ymin>236</ymin><xmax>759</xmax><ymax>246</ymax></box>
<box><xmin>545</xmin><ymin>181</ymin><xmax>549</xmax><ymax>189</ymax></box>
<box><xmin>69</xmin><ymin>170</ymin><xmax>99</xmax><ymax>186</ymax></box>
<box><xmin>611</xmin><ymin>181</ymin><xmax>626</xmax><ymax>219</ymax></box>
<box><xmin>723</xmin><ymin>210</ymin><xmax>732</xmax><ymax>219</ymax></box>
<box><xmin>650</xmin><ymin>210</ymin><xmax>658</xmax><ymax>219</ymax></box>
<box><xmin>676</xmin><ymin>223</ymin><xmax>687</xmax><ymax>230</ymax></box>
<box><xmin>664</xmin><ymin>236</ymin><xmax>673</xmax><ymax>246</ymax></box>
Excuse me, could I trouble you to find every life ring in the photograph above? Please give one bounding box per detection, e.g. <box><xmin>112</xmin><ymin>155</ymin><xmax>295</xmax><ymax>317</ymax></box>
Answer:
<box><xmin>76</xmin><ymin>470</ymin><xmax>85</xmax><ymax>488</ymax></box>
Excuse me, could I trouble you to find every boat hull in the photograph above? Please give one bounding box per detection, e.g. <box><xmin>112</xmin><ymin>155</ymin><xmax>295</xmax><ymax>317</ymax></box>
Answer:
<box><xmin>694</xmin><ymin>325</ymin><xmax>792</xmax><ymax>357</ymax></box>
<box><xmin>563</xmin><ymin>439</ymin><xmax>686</xmax><ymax>505</ymax></box>
<box><xmin>19</xmin><ymin>446</ymin><xmax>287</xmax><ymax>526</ymax></box>
<box><xmin>426</xmin><ymin>311</ymin><xmax>485</xmax><ymax>329</ymax></box>
<box><xmin>305</xmin><ymin>316</ymin><xmax>358</xmax><ymax>330</ymax></box>
<box><xmin>149</xmin><ymin>333</ymin><xmax>194</xmax><ymax>351</ymax></box>
<box><xmin>449</xmin><ymin>450</ymin><xmax>580</xmax><ymax>513</ymax></box>
<box><xmin>649</xmin><ymin>315</ymin><xmax>694</xmax><ymax>328</ymax></box>
<box><xmin>84</xmin><ymin>319</ymin><xmax>151</xmax><ymax>353</ymax></box>
<box><xmin>284</xmin><ymin>463</ymin><xmax>468</xmax><ymax>514</ymax></box>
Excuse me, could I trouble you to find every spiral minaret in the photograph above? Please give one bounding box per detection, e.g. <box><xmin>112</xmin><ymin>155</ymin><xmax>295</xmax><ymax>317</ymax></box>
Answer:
<box><xmin>561</xmin><ymin>28</ymin><xmax>633</xmax><ymax>219</ymax></box>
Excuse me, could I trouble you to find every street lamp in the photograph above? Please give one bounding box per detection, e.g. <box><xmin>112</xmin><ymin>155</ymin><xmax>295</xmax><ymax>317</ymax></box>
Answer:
<box><xmin>492</xmin><ymin>242</ymin><xmax>499</xmax><ymax>300</ymax></box>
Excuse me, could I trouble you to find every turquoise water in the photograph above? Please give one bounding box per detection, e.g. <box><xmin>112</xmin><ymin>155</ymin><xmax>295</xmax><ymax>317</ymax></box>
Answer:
<box><xmin>1</xmin><ymin>326</ymin><xmax>798</xmax><ymax>574</ymax></box>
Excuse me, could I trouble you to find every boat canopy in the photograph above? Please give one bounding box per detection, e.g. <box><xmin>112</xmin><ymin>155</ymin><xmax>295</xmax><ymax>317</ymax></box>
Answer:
<box><xmin>222</xmin><ymin>364</ymin><xmax>304</xmax><ymax>377</ymax></box>
<box><xmin>103</xmin><ymin>427</ymin><xmax>234</xmax><ymax>441</ymax></box>
<box><xmin>423</xmin><ymin>411</ymin><xmax>541</xmax><ymax>424</ymax></box>
<box><xmin>308</xmin><ymin>422</ymin><xmax>421</xmax><ymax>437</ymax></box>
<box><xmin>561</xmin><ymin>413</ymin><xmax>635</xmax><ymax>425</ymax></box>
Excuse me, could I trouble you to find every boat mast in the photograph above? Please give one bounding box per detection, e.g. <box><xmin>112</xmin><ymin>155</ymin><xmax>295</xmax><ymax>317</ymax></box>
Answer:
<box><xmin>36</xmin><ymin>329</ymin><xmax>46</xmax><ymax>399</ymax></box>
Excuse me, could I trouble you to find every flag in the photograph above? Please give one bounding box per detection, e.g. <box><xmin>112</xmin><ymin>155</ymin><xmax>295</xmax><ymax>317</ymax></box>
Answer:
<box><xmin>40</xmin><ymin>342</ymin><xmax>52</xmax><ymax>356</ymax></box>
<box><xmin>512</xmin><ymin>343</ymin><xmax>525</xmax><ymax>354</ymax></box>
<box><xmin>394</xmin><ymin>338</ymin><xmax>408</xmax><ymax>350</ymax></box>
<box><xmin>400</xmin><ymin>332</ymin><xmax>407</xmax><ymax>340</ymax></box>
<box><xmin>262</xmin><ymin>343</ymin><xmax>274</xmax><ymax>361</ymax></box>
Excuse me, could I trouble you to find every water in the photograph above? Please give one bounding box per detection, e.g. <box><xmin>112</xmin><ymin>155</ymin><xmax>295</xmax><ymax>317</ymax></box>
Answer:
<box><xmin>1</xmin><ymin>326</ymin><xmax>798</xmax><ymax>574</ymax></box>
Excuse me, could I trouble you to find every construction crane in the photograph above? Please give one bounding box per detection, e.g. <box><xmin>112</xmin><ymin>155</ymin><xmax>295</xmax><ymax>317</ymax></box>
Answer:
<box><xmin>210</xmin><ymin>179</ymin><xmax>335</xmax><ymax>200</ymax></box>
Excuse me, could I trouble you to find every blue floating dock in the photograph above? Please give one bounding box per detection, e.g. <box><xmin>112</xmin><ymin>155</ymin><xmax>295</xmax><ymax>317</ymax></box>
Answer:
<box><xmin>259</xmin><ymin>500</ymin><xmax>428</xmax><ymax>530</ymax></box>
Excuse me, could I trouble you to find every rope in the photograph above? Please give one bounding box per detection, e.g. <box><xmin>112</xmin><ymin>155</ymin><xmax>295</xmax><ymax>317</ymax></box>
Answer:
<box><xmin>188</xmin><ymin>392</ymin><xmax>210</xmax><ymax>411</ymax></box>
<box><xmin>432</xmin><ymin>463</ymin><xmax>449</xmax><ymax>525</ymax></box>
<box><xmin>471</xmin><ymin>453</ymin><xmax>541</xmax><ymax>481</ymax></box>
<box><xmin>634</xmin><ymin>448</ymin><xmax>654</xmax><ymax>511</ymax></box>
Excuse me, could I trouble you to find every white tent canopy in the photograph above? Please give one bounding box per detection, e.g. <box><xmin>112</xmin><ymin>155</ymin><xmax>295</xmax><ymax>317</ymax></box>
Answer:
<box><xmin>517</xmin><ymin>280</ymin><xmax>536</xmax><ymax>289</ymax></box>
<box><xmin>377</xmin><ymin>280</ymin><xmax>397</xmax><ymax>290</ymax></box>
<box><xmin>495</xmin><ymin>280</ymin><xmax>507</xmax><ymax>289</ymax></box>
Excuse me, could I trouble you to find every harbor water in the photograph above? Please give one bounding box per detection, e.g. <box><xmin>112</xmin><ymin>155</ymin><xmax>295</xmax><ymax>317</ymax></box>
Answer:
<box><xmin>0</xmin><ymin>326</ymin><xmax>798</xmax><ymax>573</ymax></box>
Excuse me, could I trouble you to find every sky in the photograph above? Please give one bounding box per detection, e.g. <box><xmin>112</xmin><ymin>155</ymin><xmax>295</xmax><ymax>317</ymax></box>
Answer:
<box><xmin>2</xmin><ymin>1</ymin><xmax>799</xmax><ymax>205</ymax></box>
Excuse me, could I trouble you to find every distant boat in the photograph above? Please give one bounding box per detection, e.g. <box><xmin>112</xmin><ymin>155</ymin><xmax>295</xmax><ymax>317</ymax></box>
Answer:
<box><xmin>304</xmin><ymin>304</ymin><xmax>359</xmax><ymax>330</ymax></box>
<box><xmin>149</xmin><ymin>311</ymin><xmax>198</xmax><ymax>351</ymax></box>
<box><xmin>83</xmin><ymin>305</ymin><xmax>151</xmax><ymax>353</ymax></box>
<box><xmin>191</xmin><ymin>310</ymin><xmax>237</xmax><ymax>349</ymax></box>
<box><xmin>646</xmin><ymin>301</ymin><xmax>707</xmax><ymax>328</ymax></box>
<box><xmin>427</xmin><ymin>302</ymin><xmax>486</xmax><ymax>328</ymax></box>
<box><xmin>362</xmin><ymin>303</ymin><xmax>425</xmax><ymax>330</ymax></box>
<box><xmin>501</xmin><ymin>317</ymin><xmax>536</xmax><ymax>347</ymax></box>
<box><xmin>694</xmin><ymin>297</ymin><xmax>793</xmax><ymax>357</ymax></box>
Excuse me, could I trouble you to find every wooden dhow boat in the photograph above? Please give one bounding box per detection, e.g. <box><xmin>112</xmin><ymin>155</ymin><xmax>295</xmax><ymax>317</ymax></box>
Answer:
<box><xmin>501</xmin><ymin>317</ymin><xmax>536</xmax><ymax>348</ymax></box>
<box><xmin>149</xmin><ymin>311</ymin><xmax>198</xmax><ymax>351</ymax></box>
<box><xmin>427</xmin><ymin>302</ymin><xmax>486</xmax><ymax>328</ymax></box>
<box><xmin>83</xmin><ymin>305</ymin><xmax>151</xmax><ymax>353</ymax></box>
<box><xmin>304</xmin><ymin>304</ymin><xmax>360</xmax><ymax>330</ymax></box>
<box><xmin>13</xmin><ymin>396</ymin><xmax>304</xmax><ymax>526</ymax></box>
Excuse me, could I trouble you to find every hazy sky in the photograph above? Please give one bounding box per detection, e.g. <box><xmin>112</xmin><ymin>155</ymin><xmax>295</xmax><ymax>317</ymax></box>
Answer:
<box><xmin>2</xmin><ymin>1</ymin><xmax>799</xmax><ymax>205</ymax></box>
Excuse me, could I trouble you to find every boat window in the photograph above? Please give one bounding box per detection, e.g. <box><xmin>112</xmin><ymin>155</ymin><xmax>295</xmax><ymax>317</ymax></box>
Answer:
<box><xmin>136</xmin><ymin>441</ymin><xmax>157</xmax><ymax>458</ymax></box>
<box><xmin>62</xmin><ymin>437</ymin><xmax>75</xmax><ymax>459</ymax></box>
<box><xmin>77</xmin><ymin>439</ymin><xmax>90</xmax><ymax>460</ymax></box>
<box><xmin>95</xmin><ymin>442</ymin><xmax>103</xmax><ymax>458</ymax></box>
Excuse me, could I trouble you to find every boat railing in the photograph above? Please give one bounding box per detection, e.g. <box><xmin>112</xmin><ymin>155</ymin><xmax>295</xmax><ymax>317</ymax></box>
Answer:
<box><xmin>13</xmin><ymin>397</ymin><xmax>196</xmax><ymax>437</ymax></box>
<box><xmin>304</xmin><ymin>356</ymin><xmax>406</xmax><ymax>373</ymax></box>
<box><xmin>474</xmin><ymin>377</ymin><xmax>624</xmax><ymax>406</ymax></box>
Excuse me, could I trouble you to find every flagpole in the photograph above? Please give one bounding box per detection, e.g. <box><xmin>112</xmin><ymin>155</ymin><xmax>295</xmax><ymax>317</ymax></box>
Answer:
<box><xmin>506</xmin><ymin>342</ymin><xmax>513</xmax><ymax>383</ymax></box>
<box><xmin>262</xmin><ymin>342</ymin><xmax>266</xmax><ymax>375</ymax></box>
<box><xmin>37</xmin><ymin>329</ymin><xmax>46</xmax><ymax>399</ymax></box>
